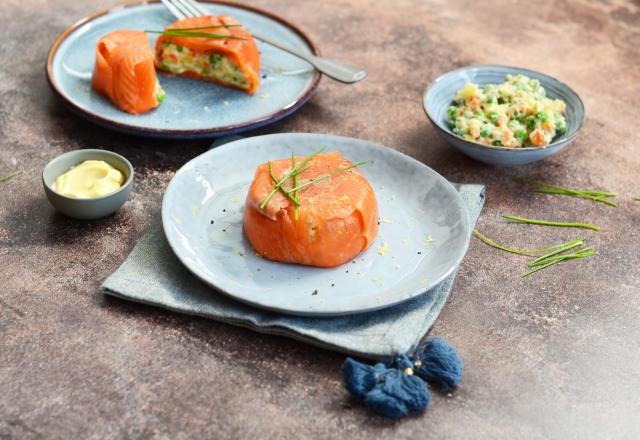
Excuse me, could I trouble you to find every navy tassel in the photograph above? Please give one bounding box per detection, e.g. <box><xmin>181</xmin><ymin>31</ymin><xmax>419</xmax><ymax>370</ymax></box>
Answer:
<box><xmin>342</xmin><ymin>337</ymin><xmax>463</xmax><ymax>419</ymax></box>
<box><xmin>342</xmin><ymin>358</ymin><xmax>430</xmax><ymax>419</ymax></box>
<box><xmin>413</xmin><ymin>337</ymin><xmax>463</xmax><ymax>392</ymax></box>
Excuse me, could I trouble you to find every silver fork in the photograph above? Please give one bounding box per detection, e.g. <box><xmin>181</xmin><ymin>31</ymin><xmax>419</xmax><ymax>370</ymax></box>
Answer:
<box><xmin>159</xmin><ymin>0</ymin><xmax>367</xmax><ymax>83</ymax></box>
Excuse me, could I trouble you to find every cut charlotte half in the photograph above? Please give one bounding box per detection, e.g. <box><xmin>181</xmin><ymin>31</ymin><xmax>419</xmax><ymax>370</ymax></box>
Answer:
<box><xmin>154</xmin><ymin>15</ymin><xmax>260</xmax><ymax>94</ymax></box>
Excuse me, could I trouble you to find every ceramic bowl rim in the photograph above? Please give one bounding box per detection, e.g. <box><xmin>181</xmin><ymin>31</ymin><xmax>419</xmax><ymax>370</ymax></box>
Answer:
<box><xmin>422</xmin><ymin>64</ymin><xmax>585</xmax><ymax>153</ymax></box>
<box><xmin>42</xmin><ymin>148</ymin><xmax>134</xmax><ymax>201</ymax></box>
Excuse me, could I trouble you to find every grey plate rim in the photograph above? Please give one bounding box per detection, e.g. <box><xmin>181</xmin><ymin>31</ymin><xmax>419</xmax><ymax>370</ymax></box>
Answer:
<box><xmin>422</xmin><ymin>64</ymin><xmax>586</xmax><ymax>152</ymax></box>
<box><xmin>46</xmin><ymin>0</ymin><xmax>322</xmax><ymax>139</ymax></box>
<box><xmin>160</xmin><ymin>133</ymin><xmax>472</xmax><ymax>316</ymax></box>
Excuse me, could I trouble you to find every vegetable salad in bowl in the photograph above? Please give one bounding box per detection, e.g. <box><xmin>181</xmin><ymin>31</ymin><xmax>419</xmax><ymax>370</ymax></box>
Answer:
<box><xmin>448</xmin><ymin>74</ymin><xmax>567</xmax><ymax>148</ymax></box>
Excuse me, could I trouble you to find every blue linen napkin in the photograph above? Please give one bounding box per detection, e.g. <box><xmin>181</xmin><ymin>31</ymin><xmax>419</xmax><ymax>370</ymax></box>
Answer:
<box><xmin>102</xmin><ymin>182</ymin><xmax>484</xmax><ymax>359</ymax></box>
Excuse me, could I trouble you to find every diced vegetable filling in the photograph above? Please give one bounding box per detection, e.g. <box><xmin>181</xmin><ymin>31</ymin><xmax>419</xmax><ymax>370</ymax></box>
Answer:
<box><xmin>159</xmin><ymin>42</ymin><xmax>249</xmax><ymax>88</ymax></box>
<box><xmin>154</xmin><ymin>79</ymin><xmax>166</xmax><ymax>103</ymax></box>
<box><xmin>448</xmin><ymin>74</ymin><xmax>567</xmax><ymax>148</ymax></box>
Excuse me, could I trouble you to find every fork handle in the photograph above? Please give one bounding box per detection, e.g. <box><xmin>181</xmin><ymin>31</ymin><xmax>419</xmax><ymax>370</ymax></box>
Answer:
<box><xmin>251</xmin><ymin>31</ymin><xmax>367</xmax><ymax>84</ymax></box>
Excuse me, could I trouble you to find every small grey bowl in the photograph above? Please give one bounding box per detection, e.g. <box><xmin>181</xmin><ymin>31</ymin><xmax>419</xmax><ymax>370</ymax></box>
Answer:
<box><xmin>42</xmin><ymin>149</ymin><xmax>134</xmax><ymax>220</ymax></box>
<box><xmin>422</xmin><ymin>65</ymin><xmax>585</xmax><ymax>166</ymax></box>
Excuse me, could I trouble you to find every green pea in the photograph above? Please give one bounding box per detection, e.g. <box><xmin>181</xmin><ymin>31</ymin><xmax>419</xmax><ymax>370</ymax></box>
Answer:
<box><xmin>447</xmin><ymin>106</ymin><xmax>457</xmax><ymax>121</ymax></box>
<box><xmin>515</xmin><ymin>130</ymin><xmax>528</xmax><ymax>142</ymax></box>
<box><xmin>162</xmin><ymin>62</ymin><xmax>170</xmax><ymax>71</ymax></box>
<box><xmin>555</xmin><ymin>119</ymin><xmax>567</xmax><ymax>133</ymax></box>
<box><xmin>492</xmin><ymin>140</ymin><xmax>503</xmax><ymax>146</ymax></box>
<box><xmin>480</xmin><ymin>126</ymin><xmax>492</xmax><ymax>138</ymax></box>
<box><xmin>526</xmin><ymin>117</ymin><xmax>536</xmax><ymax>130</ymax></box>
<box><xmin>536</xmin><ymin>111</ymin><xmax>548</xmax><ymax>123</ymax></box>
<box><xmin>488</xmin><ymin>111</ymin><xmax>499</xmax><ymax>123</ymax></box>
<box><xmin>176</xmin><ymin>45</ymin><xmax>183</xmax><ymax>53</ymax></box>
<box><xmin>209</xmin><ymin>54</ymin><xmax>221</xmax><ymax>67</ymax></box>
<box><xmin>484</xmin><ymin>96</ymin><xmax>496</xmax><ymax>104</ymax></box>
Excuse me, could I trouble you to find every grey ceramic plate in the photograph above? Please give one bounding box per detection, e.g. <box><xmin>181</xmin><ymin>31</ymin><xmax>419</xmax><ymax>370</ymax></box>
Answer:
<box><xmin>161</xmin><ymin>133</ymin><xmax>471</xmax><ymax>316</ymax></box>
<box><xmin>423</xmin><ymin>65</ymin><xmax>585</xmax><ymax>166</ymax></box>
<box><xmin>47</xmin><ymin>0</ymin><xmax>321</xmax><ymax>138</ymax></box>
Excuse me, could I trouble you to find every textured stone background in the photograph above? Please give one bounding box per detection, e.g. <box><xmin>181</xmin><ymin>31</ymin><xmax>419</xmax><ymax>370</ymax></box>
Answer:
<box><xmin>1</xmin><ymin>0</ymin><xmax>639</xmax><ymax>438</ymax></box>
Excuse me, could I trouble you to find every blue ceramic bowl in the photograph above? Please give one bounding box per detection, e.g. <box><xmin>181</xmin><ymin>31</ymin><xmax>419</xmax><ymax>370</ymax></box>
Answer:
<box><xmin>422</xmin><ymin>65</ymin><xmax>585</xmax><ymax>166</ymax></box>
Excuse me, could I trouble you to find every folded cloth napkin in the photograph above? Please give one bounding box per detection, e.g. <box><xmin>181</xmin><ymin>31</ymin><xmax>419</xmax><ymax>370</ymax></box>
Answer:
<box><xmin>102</xmin><ymin>183</ymin><xmax>484</xmax><ymax>359</ymax></box>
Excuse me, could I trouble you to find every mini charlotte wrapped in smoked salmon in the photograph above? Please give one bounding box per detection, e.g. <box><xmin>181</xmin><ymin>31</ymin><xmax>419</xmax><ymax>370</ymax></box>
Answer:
<box><xmin>243</xmin><ymin>152</ymin><xmax>378</xmax><ymax>268</ymax></box>
<box><xmin>92</xmin><ymin>30</ymin><xmax>165</xmax><ymax>114</ymax></box>
<box><xmin>154</xmin><ymin>16</ymin><xmax>260</xmax><ymax>94</ymax></box>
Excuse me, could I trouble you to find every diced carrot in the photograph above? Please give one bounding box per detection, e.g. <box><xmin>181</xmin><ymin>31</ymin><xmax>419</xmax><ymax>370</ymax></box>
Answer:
<box><xmin>467</xmin><ymin>96</ymin><xmax>481</xmax><ymax>111</ymax></box>
<box><xmin>529</xmin><ymin>129</ymin><xmax>548</xmax><ymax>146</ymax></box>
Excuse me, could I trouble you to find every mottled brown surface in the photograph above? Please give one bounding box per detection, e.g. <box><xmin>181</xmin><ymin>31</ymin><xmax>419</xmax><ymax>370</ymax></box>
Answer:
<box><xmin>1</xmin><ymin>0</ymin><xmax>639</xmax><ymax>438</ymax></box>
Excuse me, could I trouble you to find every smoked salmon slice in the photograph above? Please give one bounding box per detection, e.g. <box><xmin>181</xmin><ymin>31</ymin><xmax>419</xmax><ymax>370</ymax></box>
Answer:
<box><xmin>154</xmin><ymin>16</ymin><xmax>260</xmax><ymax>94</ymax></box>
<box><xmin>92</xmin><ymin>30</ymin><xmax>164</xmax><ymax>114</ymax></box>
<box><xmin>243</xmin><ymin>152</ymin><xmax>378</xmax><ymax>268</ymax></box>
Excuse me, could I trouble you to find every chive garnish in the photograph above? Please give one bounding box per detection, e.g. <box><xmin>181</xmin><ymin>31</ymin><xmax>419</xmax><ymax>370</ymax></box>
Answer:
<box><xmin>473</xmin><ymin>229</ymin><xmax>583</xmax><ymax>256</ymax></box>
<box><xmin>292</xmin><ymin>154</ymin><xmax>300</xmax><ymax>221</ymax></box>
<box><xmin>527</xmin><ymin>240</ymin><xmax>586</xmax><ymax>266</ymax></box>
<box><xmin>0</xmin><ymin>170</ymin><xmax>22</xmax><ymax>183</ymax></box>
<box><xmin>522</xmin><ymin>247</ymin><xmax>596</xmax><ymax>277</ymax></box>
<box><xmin>472</xmin><ymin>229</ymin><xmax>595</xmax><ymax>277</ymax></box>
<box><xmin>259</xmin><ymin>149</ymin><xmax>367</xmax><ymax>220</ymax></box>
<box><xmin>513</xmin><ymin>176</ymin><xmax>618</xmax><ymax>207</ymax></box>
<box><xmin>502</xmin><ymin>215</ymin><xmax>601</xmax><ymax>231</ymax></box>
<box><xmin>145</xmin><ymin>29</ymin><xmax>245</xmax><ymax>40</ymax></box>
<box><xmin>268</xmin><ymin>161</ymin><xmax>299</xmax><ymax>207</ymax></box>
<box><xmin>528</xmin><ymin>246</ymin><xmax>594</xmax><ymax>268</ymax></box>
<box><xmin>167</xmin><ymin>24</ymin><xmax>241</xmax><ymax>31</ymax></box>
<box><xmin>259</xmin><ymin>147</ymin><xmax>326</xmax><ymax>210</ymax></box>
<box><xmin>288</xmin><ymin>161</ymin><xmax>368</xmax><ymax>193</ymax></box>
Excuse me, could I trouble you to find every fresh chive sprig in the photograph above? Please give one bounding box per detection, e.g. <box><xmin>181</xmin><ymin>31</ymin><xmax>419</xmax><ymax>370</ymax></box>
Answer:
<box><xmin>259</xmin><ymin>147</ymin><xmax>326</xmax><ymax>211</ymax></box>
<box><xmin>527</xmin><ymin>240</ymin><xmax>586</xmax><ymax>266</ymax></box>
<box><xmin>472</xmin><ymin>229</ymin><xmax>595</xmax><ymax>277</ymax></box>
<box><xmin>513</xmin><ymin>176</ymin><xmax>618</xmax><ymax>207</ymax></box>
<box><xmin>502</xmin><ymin>215</ymin><xmax>600</xmax><ymax>231</ymax></box>
<box><xmin>166</xmin><ymin>24</ymin><xmax>241</xmax><ymax>31</ymax></box>
<box><xmin>145</xmin><ymin>29</ymin><xmax>245</xmax><ymax>40</ymax></box>
<box><xmin>0</xmin><ymin>170</ymin><xmax>22</xmax><ymax>183</ymax></box>
<box><xmin>522</xmin><ymin>246</ymin><xmax>596</xmax><ymax>277</ymax></box>
<box><xmin>288</xmin><ymin>161</ymin><xmax>367</xmax><ymax>193</ymax></box>
<box><xmin>268</xmin><ymin>161</ymin><xmax>300</xmax><ymax>207</ymax></box>
<box><xmin>259</xmin><ymin>149</ymin><xmax>367</xmax><ymax>220</ymax></box>
<box><xmin>292</xmin><ymin>154</ymin><xmax>300</xmax><ymax>221</ymax></box>
<box><xmin>472</xmin><ymin>229</ymin><xmax>581</xmax><ymax>256</ymax></box>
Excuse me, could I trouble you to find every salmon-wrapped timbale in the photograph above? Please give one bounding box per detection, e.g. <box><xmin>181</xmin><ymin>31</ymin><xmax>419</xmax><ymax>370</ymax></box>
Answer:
<box><xmin>243</xmin><ymin>152</ymin><xmax>378</xmax><ymax>268</ymax></box>
<box><xmin>92</xmin><ymin>30</ymin><xmax>165</xmax><ymax>114</ymax></box>
<box><xmin>155</xmin><ymin>16</ymin><xmax>260</xmax><ymax>94</ymax></box>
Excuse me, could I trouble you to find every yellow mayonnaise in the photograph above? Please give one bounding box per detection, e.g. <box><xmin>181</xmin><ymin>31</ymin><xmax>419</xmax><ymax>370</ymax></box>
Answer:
<box><xmin>54</xmin><ymin>160</ymin><xmax>124</xmax><ymax>198</ymax></box>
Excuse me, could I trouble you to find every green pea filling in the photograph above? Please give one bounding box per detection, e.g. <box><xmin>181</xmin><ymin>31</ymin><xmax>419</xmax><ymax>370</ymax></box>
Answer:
<box><xmin>159</xmin><ymin>43</ymin><xmax>249</xmax><ymax>88</ymax></box>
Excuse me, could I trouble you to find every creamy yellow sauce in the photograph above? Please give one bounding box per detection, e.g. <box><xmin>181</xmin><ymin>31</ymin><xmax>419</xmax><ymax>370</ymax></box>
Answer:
<box><xmin>54</xmin><ymin>160</ymin><xmax>124</xmax><ymax>198</ymax></box>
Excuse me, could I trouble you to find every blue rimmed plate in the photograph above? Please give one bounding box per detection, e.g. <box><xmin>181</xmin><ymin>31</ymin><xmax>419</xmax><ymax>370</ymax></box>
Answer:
<box><xmin>423</xmin><ymin>65</ymin><xmax>585</xmax><ymax>166</ymax></box>
<box><xmin>161</xmin><ymin>133</ymin><xmax>471</xmax><ymax>316</ymax></box>
<box><xmin>47</xmin><ymin>0</ymin><xmax>321</xmax><ymax>138</ymax></box>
